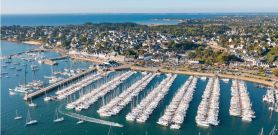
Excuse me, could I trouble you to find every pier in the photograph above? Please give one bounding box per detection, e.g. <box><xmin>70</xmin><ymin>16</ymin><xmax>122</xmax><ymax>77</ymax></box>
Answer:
<box><xmin>63</xmin><ymin>112</ymin><xmax>123</xmax><ymax>127</ymax></box>
<box><xmin>49</xmin><ymin>56</ymin><xmax>69</xmax><ymax>61</ymax></box>
<box><xmin>1</xmin><ymin>48</ymin><xmax>46</xmax><ymax>59</ymax></box>
<box><xmin>41</xmin><ymin>56</ymin><xmax>69</xmax><ymax>65</ymax></box>
<box><xmin>24</xmin><ymin>67</ymin><xmax>96</xmax><ymax>100</ymax></box>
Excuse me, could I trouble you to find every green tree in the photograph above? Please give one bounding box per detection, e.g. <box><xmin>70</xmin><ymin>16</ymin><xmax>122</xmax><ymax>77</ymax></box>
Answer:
<box><xmin>273</xmin><ymin>68</ymin><xmax>278</xmax><ymax>77</ymax></box>
<box><xmin>267</xmin><ymin>46</ymin><xmax>278</xmax><ymax>62</ymax></box>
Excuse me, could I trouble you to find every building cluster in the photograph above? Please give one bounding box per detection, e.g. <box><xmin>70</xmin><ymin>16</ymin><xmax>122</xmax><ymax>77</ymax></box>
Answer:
<box><xmin>1</xmin><ymin>16</ymin><xmax>278</xmax><ymax>71</ymax></box>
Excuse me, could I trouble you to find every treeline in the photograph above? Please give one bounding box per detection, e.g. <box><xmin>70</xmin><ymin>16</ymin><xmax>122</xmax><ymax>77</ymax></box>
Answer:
<box><xmin>188</xmin><ymin>47</ymin><xmax>242</xmax><ymax>65</ymax></box>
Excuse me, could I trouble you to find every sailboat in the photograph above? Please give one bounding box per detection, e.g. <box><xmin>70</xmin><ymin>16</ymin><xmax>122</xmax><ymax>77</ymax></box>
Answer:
<box><xmin>53</xmin><ymin>109</ymin><xmax>64</xmax><ymax>123</ymax></box>
<box><xmin>9</xmin><ymin>89</ymin><xmax>16</xmax><ymax>96</ymax></box>
<box><xmin>43</xmin><ymin>91</ymin><xmax>51</xmax><ymax>102</ymax></box>
<box><xmin>76</xmin><ymin>118</ymin><xmax>84</xmax><ymax>124</ymax></box>
<box><xmin>28</xmin><ymin>99</ymin><xmax>37</xmax><ymax>107</ymax></box>
<box><xmin>25</xmin><ymin>110</ymin><xmax>38</xmax><ymax>126</ymax></box>
<box><xmin>14</xmin><ymin>110</ymin><xmax>23</xmax><ymax>120</ymax></box>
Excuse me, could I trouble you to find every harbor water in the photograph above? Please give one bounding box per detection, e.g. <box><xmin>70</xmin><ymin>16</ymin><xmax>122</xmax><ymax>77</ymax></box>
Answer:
<box><xmin>1</xmin><ymin>41</ymin><xmax>277</xmax><ymax>135</ymax></box>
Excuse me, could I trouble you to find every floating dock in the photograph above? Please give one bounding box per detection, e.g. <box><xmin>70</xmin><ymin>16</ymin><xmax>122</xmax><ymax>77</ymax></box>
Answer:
<box><xmin>24</xmin><ymin>68</ymin><xmax>96</xmax><ymax>100</ymax></box>
<box><xmin>63</xmin><ymin>112</ymin><xmax>123</xmax><ymax>127</ymax></box>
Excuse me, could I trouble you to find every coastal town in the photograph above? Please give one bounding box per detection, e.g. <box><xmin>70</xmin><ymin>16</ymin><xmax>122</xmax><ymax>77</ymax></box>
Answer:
<box><xmin>1</xmin><ymin>15</ymin><xmax>278</xmax><ymax>86</ymax></box>
<box><xmin>1</xmin><ymin>0</ymin><xmax>278</xmax><ymax>133</ymax></box>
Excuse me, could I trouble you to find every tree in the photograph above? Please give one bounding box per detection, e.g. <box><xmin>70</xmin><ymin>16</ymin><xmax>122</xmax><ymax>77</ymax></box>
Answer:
<box><xmin>267</xmin><ymin>46</ymin><xmax>278</xmax><ymax>62</ymax></box>
<box><xmin>273</xmin><ymin>68</ymin><xmax>278</xmax><ymax>77</ymax></box>
<box><xmin>216</xmin><ymin>52</ymin><xmax>229</xmax><ymax>64</ymax></box>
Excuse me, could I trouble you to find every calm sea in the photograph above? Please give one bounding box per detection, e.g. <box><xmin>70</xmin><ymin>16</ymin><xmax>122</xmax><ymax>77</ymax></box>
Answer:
<box><xmin>2</xmin><ymin>13</ymin><xmax>275</xmax><ymax>26</ymax></box>
<box><xmin>1</xmin><ymin>41</ymin><xmax>277</xmax><ymax>135</ymax></box>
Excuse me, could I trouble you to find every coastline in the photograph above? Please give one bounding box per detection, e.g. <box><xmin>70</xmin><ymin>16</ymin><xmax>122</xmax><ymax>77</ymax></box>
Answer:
<box><xmin>1</xmin><ymin>39</ymin><xmax>42</xmax><ymax>46</ymax></box>
<box><xmin>69</xmin><ymin>54</ymin><xmax>278</xmax><ymax>88</ymax></box>
<box><xmin>2</xmin><ymin>40</ymin><xmax>277</xmax><ymax>88</ymax></box>
<box><xmin>22</xmin><ymin>40</ymin><xmax>42</xmax><ymax>46</ymax></box>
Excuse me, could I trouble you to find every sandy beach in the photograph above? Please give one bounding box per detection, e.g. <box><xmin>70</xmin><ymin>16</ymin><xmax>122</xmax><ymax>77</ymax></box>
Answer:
<box><xmin>22</xmin><ymin>40</ymin><xmax>43</xmax><ymax>46</ymax></box>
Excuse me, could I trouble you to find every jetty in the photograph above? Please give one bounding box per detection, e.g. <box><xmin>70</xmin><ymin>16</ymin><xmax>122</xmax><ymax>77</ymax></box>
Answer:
<box><xmin>24</xmin><ymin>67</ymin><xmax>96</xmax><ymax>100</ymax></box>
<box><xmin>2</xmin><ymin>48</ymin><xmax>46</xmax><ymax>59</ymax></box>
<box><xmin>63</xmin><ymin>112</ymin><xmax>123</xmax><ymax>127</ymax></box>
<box><xmin>41</xmin><ymin>56</ymin><xmax>69</xmax><ymax>65</ymax></box>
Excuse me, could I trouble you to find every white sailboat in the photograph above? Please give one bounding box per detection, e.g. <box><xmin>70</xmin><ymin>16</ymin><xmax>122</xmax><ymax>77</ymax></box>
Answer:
<box><xmin>43</xmin><ymin>91</ymin><xmax>51</xmax><ymax>102</ymax></box>
<box><xmin>25</xmin><ymin>110</ymin><xmax>38</xmax><ymax>126</ymax></box>
<box><xmin>53</xmin><ymin>109</ymin><xmax>64</xmax><ymax>123</ymax></box>
<box><xmin>9</xmin><ymin>90</ymin><xmax>16</xmax><ymax>96</ymax></box>
<box><xmin>14</xmin><ymin>110</ymin><xmax>23</xmax><ymax>120</ymax></box>
<box><xmin>28</xmin><ymin>99</ymin><xmax>37</xmax><ymax>107</ymax></box>
<box><xmin>76</xmin><ymin>118</ymin><xmax>84</xmax><ymax>124</ymax></box>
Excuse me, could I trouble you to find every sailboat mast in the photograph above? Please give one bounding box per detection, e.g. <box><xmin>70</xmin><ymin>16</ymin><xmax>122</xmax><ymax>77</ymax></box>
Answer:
<box><xmin>26</xmin><ymin>110</ymin><xmax>30</xmax><ymax>123</ymax></box>
<box><xmin>16</xmin><ymin>110</ymin><xmax>18</xmax><ymax>117</ymax></box>
<box><xmin>24</xmin><ymin>65</ymin><xmax>27</xmax><ymax>87</ymax></box>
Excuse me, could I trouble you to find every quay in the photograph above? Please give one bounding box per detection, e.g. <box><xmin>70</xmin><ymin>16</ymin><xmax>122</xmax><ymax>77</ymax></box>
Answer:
<box><xmin>42</xmin><ymin>59</ymin><xmax>58</xmax><ymax>65</ymax></box>
<box><xmin>41</xmin><ymin>56</ymin><xmax>69</xmax><ymax>65</ymax></box>
<box><xmin>24</xmin><ymin>67</ymin><xmax>96</xmax><ymax>100</ymax></box>
<box><xmin>49</xmin><ymin>56</ymin><xmax>69</xmax><ymax>61</ymax></box>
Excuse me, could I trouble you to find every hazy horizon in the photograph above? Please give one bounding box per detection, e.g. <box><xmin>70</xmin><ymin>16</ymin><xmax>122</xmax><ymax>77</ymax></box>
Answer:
<box><xmin>1</xmin><ymin>0</ymin><xmax>278</xmax><ymax>15</ymax></box>
<box><xmin>2</xmin><ymin>12</ymin><xmax>278</xmax><ymax>16</ymax></box>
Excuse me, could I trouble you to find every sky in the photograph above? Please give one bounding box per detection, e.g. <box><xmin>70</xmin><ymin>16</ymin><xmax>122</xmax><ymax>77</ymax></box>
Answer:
<box><xmin>1</xmin><ymin>0</ymin><xmax>278</xmax><ymax>14</ymax></box>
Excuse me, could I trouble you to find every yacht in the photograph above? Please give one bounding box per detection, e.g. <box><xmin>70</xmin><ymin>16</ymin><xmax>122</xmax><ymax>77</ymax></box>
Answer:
<box><xmin>200</xmin><ymin>76</ymin><xmax>207</xmax><ymax>81</ymax></box>
<box><xmin>14</xmin><ymin>110</ymin><xmax>23</xmax><ymax>120</ymax></box>
<box><xmin>170</xmin><ymin>124</ymin><xmax>181</xmax><ymax>129</ymax></box>
<box><xmin>44</xmin><ymin>91</ymin><xmax>51</xmax><ymax>102</ymax></box>
<box><xmin>28</xmin><ymin>99</ymin><xmax>37</xmax><ymax>108</ymax></box>
<box><xmin>76</xmin><ymin>119</ymin><xmax>84</xmax><ymax>124</ymax></box>
<box><xmin>9</xmin><ymin>90</ymin><xmax>16</xmax><ymax>96</ymax></box>
<box><xmin>49</xmin><ymin>76</ymin><xmax>63</xmax><ymax>84</ymax></box>
<box><xmin>44</xmin><ymin>96</ymin><xmax>51</xmax><ymax>102</ymax></box>
<box><xmin>53</xmin><ymin>109</ymin><xmax>64</xmax><ymax>123</ymax></box>
<box><xmin>221</xmin><ymin>78</ymin><xmax>229</xmax><ymax>83</ymax></box>
<box><xmin>25</xmin><ymin>110</ymin><xmax>38</xmax><ymax>126</ymax></box>
<box><xmin>14</xmin><ymin>85</ymin><xmax>29</xmax><ymax>93</ymax></box>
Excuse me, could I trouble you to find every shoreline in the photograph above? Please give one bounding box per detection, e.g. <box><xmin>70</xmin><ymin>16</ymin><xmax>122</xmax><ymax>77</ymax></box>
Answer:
<box><xmin>1</xmin><ymin>39</ymin><xmax>42</xmax><ymax>46</ymax></box>
<box><xmin>22</xmin><ymin>40</ymin><xmax>42</xmax><ymax>46</ymax></box>
<box><xmin>2</xmin><ymin>40</ymin><xmax>277</xmax><ymax>88</ymax></box>
<box><xmin>70</xmin><ymin>55</ymin><xmax>278</xmax><ymax>88</ymax></box>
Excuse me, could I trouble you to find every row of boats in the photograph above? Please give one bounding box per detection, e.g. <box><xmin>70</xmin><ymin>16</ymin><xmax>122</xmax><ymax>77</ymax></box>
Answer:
<box><xmin>97</xmin><ymin>73</ymin><xmax>157</xmax><ymax>117</ymax></box>
<box><xmin>14</xmin><ymin>52</ymin><xmax>46</xmax><ymax>62</ymax></box>
<box><xmin>126</xmin><ymin>74</ymin><xmax>177</xmax><ymax>123</ymax></box>
<box><xmin>14</xmin><ymin>109</ymin><xmax>65</xmax><ymax>126</ymax></box>
<box><xmin>263</xmin><ymin>87</ymin><xmax>278</xmax><ymax>112</ymax></box>
<box><xmin>66</xmin><ymin>71</ymin><xmax>135</xmax><ymax>111</ymax></box>
<box><xmin>229</xmin><ymin>80</ymin><xmax>255</xmax><ymax>122</ymax></box>
<box><xmin>157</xmin><ymin>76</ymin><xmax>198</xmax><ymax>129</ymax></box>
<box><xmin>56</xmin><ymin>72</ymin><xmax>102</xmax><ymax>100</ymax></box>
<box><xmin>9</xmin><ymin>80</ymin><xmax>44</xmax><ymax>95</ymax></box>
<box><xmin>195</xmin><ymin>77</ymin><xmax>220</xmax><ymax>127</ymax></box>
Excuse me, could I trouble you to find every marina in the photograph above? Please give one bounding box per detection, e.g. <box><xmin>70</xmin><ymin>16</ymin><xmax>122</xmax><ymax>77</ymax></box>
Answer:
<box><xmin>97</xmin><ymin>73</ymin><xmax>157</xmax><ymax>117</ymax></box>
<box><xmin>126</xmin><ymin>74</ymin><xmax>177</xmax><ymax>122</ymax></box>
<box><xmin>157</xmin><ymin>76</ymin><xmax>198</xmax><ymax>129</ymax></box>
<box><xmin>24</xmin><ymin>67</ymin><xmax>96</xmax><ymax>100</ymax></box>
<box><xmin>229</xmin><ymin>80</ymin><xmax>255</xmax><ymax>122</ymax></box>
<box><xmin>195</xmin><ymin>77</ymin><xmax>220</xmax><ymax>127</ymax></box>
<box><xmin>1</xmin><ymin>41</ymin><xmax>278</xmax><ymax>135</ymax></box>
<box><xmin>263</xmin><ymin>87</ymin><xmax>278</xmax><ymax>112</ymax></box>
<box><xmin>66</xmin><ymin>71</ymin><xmax>135</xmax><ymax>111</ymax></box>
